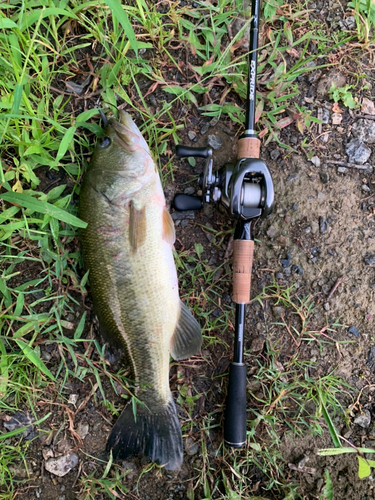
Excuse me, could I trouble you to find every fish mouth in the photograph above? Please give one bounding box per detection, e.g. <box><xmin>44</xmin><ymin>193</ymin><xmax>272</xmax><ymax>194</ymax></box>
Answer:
<box><xmin>109</xmin><ymin>111</ymin><xmax>150</xmax><ymax>155</ymax></box>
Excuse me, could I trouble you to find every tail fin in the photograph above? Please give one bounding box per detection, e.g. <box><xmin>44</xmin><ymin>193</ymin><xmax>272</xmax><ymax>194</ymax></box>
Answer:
<box><xmin>106</xmin><ymin>398</ymin><xmax>183</xmax><ymax>471</ymax></box>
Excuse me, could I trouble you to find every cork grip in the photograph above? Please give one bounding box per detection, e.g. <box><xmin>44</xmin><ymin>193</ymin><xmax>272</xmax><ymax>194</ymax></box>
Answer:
<box><xmin>232</xmin><ymin>240</ymin><xmax>254</xmax><ymax>304</ymax></box>
<box><xmin>237</xmin><ymin>137</ymin><xmax>260</xmax><ymax>159</ymax></box>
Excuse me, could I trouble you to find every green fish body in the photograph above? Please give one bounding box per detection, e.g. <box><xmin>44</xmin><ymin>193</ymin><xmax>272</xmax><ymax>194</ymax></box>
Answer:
<box><xmin>79</xmin><ymin>111</ymin><xmax>202</xmax><ymax>470</ymax></box>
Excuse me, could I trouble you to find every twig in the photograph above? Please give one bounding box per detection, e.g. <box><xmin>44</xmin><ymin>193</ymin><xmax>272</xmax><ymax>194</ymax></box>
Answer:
<box><xmin>327</xmin><ymin>276</ymin><xmax>344</xmax><ymax>300</ymax></box>
<box><xmin>326</xmin><ymin>160</ymin><xmax>371</xmax><ymax>170</ymax></box>
<box><xmin>355</xmin><ymin>114</ymin><xmax>375</xmax><ymax>120</ymax></box>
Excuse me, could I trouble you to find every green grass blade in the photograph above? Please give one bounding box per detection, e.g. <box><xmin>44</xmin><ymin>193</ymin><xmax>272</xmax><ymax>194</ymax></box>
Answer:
<box><xmin>321</xmin><ymin>400</ymin><xmax>341</xmax><ymax>448</ymax></box>
<box><xmin>0</xmin><ymin>192</ymin><xmax>87</xmax><ymax>228</ymax></box>
<box><xmin>52</xmin><ymin>126</ymin><xmax>76</xmax><ymax>168</ymax></box>
<box><xmin>104</xmin><ymin>0</ymin><xmax>138</xmax><ymax>56</ymax></box>
<box><xmin>15</xmin><ymin>339</ymin><xmax>56</xmax><ymax>381</ymax></box>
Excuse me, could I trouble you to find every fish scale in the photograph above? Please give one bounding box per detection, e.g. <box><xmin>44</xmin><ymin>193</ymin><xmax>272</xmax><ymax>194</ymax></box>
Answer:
<box><xmin>79</xmin><ymin>110</ymin><xmax>202</xmax><ymax>469</ymax></box>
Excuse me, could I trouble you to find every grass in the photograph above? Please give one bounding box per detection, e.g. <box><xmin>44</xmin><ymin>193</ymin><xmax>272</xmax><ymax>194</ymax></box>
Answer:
<box><xmin>0</xmin><ymin>0</ymin><xmax>371</xmax><ymax>498</ymax></box>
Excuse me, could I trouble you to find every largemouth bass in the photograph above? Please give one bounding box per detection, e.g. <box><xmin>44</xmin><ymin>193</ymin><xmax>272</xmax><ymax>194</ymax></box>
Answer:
<box><xmin>79</xmin><ymin>110</ymin><xmax>202</xmax><ymax>470</ymax></box>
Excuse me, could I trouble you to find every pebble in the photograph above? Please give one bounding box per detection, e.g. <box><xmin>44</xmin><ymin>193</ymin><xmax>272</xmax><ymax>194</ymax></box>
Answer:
<box><xmin>310</xmin><ymin>156</ymin><xmax>321</xmax><ymax>167</ymax></box>
<box><xmin>273</xmin><ymin>306</ymin><xmax>285</xmax><ymax>318</ymax></box>
<box><xmin>339</xmin><ymin>15</ymin><xmax>356</xmax><ymax>30</ymax></box>
<box><xmin>284</xmin><ymin>267</ymin><xmax>291</xmax><ymax>275</ymax></box>
<box><xmin>76</xmin><ymin>422</ymin><xmax>89</xmax><ymax>440</ymax></box>
<box><xmin>337</xmin><ymin>166</ymin><xmax>347</xmax><ymax>174</ymax></box>
<box><xmin>276</xmin><ymin>272</ymin><xmax>284</xmax><ymax>279</ymax></box>
<box><xmin>320</xmin><ymin>172</ymin><xmax>329</xmax><ymax>184</ymax></box>
<box><xmin>207</xmin><ymin>134</ymin><xmax>222</xmax><ymax>150</ymax></box>
<box><xmin>266</xmin><ymin>225</ymin><xmax>277</xmax><ymax>238</ymax></box>
<box><xmin>319</xmin><ymin>217</ymin><xmax>329</xmax><ymax>234</ymax></box>
<box><xmin>324</xmin><ymin>303</ymin><xmax>330</xmax><ymax>311</ymax></box>
<box><xmin>188</xmin><ymin>131</ymin><xmax>197</xmax><ymax>142</ymax></box>
<box><xmin>352</xmin><ymin>119</ymin><xmax>375</xmax><ymax>144</ymax></box>
<box><xmin>45</xmin><ymin>453</ymin><xmax>78</xmax><ymax>477</ymax></box>
<box><xmin>365</xmin><ymin>254</ymin><xmax>375</xmax><ymax>265</ymax></box>
<box><xmin>270</xmin><ymin>149</ymin><xmax>280</xmax><ymax>160</ymax></box>
<box><xmin>3</xmin><ymin>411</ymin><xmax>35</xmax><ymax>439</ymax></box>
<box><xmin>311</xmin><ymin>221</ymin><xmax>319</xmax><ymax>234</ymax></box>
<box><xmin>181</xmin><ymin>219</ymin><xmax>189</xmax><ymax>228</ymax></box>
<box><xmin>291</xmin><ymin>264</ymin><xmax>304</xmax><ymax>275</ymax></box>
<box><xmin>286</xmin><ymin>173</ymin><xmax>298</xmax><ymax>182</ymax></box>
<box><xmin>184</xmin><ymin>186</ymin><xmax>195</xmax><ymax>195</ymax></box>
<box><xmin>185</xmin><ymin>437</ymin><xmax>199</xmax><ymax>455</ymax></box>
<box><xmin>346</xmin><ymin>138</ymin><xmax>371</xmax><ymax>164</ymax></box>
<box><xmin>210</xmin><ymin>116</ymin><xmax>220</xmax><ymax>127</ymax></box>
<box><xmin>362</xmin><ymin>184</ymin><xmax>371</xmax><ymax>193</ymax></box>
<box><xmin>292</xmin><ymin>203</ymin><xmax>298</xmax><ymax>211</ymax></box>
<box><xmin>200</xmin><ymin>122</ymin><xmax>210</xmax><ymax>135</ymax></box>
<box><xmin>354</xmin><ymin>410</ymin><xmax>371</xmax><ymax>428</ymax></box>
<box><xmin>171</xmin><ymin>211</ymin><xmax>195</xmax><ymax>220</ymax></box>
<box><xmin>281</xmin><ymin>258</ymin><xmax>291</xmax><ymax>268</ymax></box>
<box><xmin>348</xmin><ymin>326</ymin><xmax>360</xmax><ymax>338</ymax></box>
<box><xmin>367</xmin><ymin>346</ymin><xmax>375</xmax><ymax>369</ymax></box>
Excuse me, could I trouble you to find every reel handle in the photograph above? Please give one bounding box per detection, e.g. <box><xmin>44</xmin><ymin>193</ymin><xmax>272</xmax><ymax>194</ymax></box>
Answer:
<box><xmin>174</xmin><ymin>194</ymin><xmax>202</xmax><ymax>211</ymax></box>
<box><xmin>176</xmin><ymin>146</ymin><xmax>211</xmax><ymax>158</ymax></box>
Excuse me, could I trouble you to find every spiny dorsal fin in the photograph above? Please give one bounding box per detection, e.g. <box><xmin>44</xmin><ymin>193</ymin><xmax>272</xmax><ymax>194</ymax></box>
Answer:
<box><xmin>170</xmin><ymin>301</ymin><xmax>202</xmax><ymax>360</ymax></box>
<box><xmin>129</xmin><ymin>200</ymin><xmax>146</xmax><ymax>252</ymax></box>
<box><xmin>162</xmin><ymin>207</ymin><xmax>175</xmax><ymax>245</ymax></box>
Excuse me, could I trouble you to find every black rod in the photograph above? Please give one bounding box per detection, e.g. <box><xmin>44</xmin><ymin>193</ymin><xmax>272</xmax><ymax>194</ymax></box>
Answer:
<box><xmin>244</xmin><ymin>0</ymin><xmax>260</xmax><ymax>133</ymax></box>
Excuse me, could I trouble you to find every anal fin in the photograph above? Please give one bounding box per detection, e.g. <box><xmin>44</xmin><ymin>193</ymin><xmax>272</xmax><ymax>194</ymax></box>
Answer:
<box><xmin>170</xmin><ymin>301</ymin><xmax>202</xmax><ymax>361</ymax></box>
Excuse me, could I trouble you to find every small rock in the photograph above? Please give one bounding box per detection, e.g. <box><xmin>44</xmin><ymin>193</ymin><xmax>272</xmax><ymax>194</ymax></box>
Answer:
<box><xmin>348</xmin><ymin>326</ymin><xmax>360</xmax><ymax>338</ymax></box>
<box><xmin>68</xmin><ymin>394</ymin><xmax>79</xmax><ymax>405</ymax></box>
<box><xmin>57</xmin><ymin>438</ymin><xmax>71</xmax><ymax>454</ymax></box>
<box><xmin>354</xmin><ymin>410</ymin><xmax>371</xmax><ymax>428</ymax></box>
<box><xmin>320</xmin><ymin>172</ymin><xmax>329</xmax><ymax>184</ymax></box>
<box><xmin>270</xmin><ymin>149</ymin><xmax>280</xmax><ymax>160</ymax></box>
<box><xmin>316</xmin><ymin>70</ymin><xmax>346</xmax><ymax>98</ymax></box>
<box><xmin>251</xmin><ymin>337</ymin><xmax>265</xmax><ymax>353</ymax></box>
<box><xmin>321</xmin><ymin>109</ymin><xmax>330</xmax><ymax>124</ymax></box>
<box><xmin>352</xmin><ymin>119</ymin><xmax>375</xmax><ymax>144</ymax></box>
<box><xmin>42</xmin><ymin>448</ymin><xmax>54</xmax><ymax>460</ymax></box>
<box><xmin>286</xmin><ymin>173</ymin><xmax>298</xmax><ymax>182</ymax></box>
<box><xmin>188</xmin><ymin>131</ymin><xmax>197</xmax><ymax>142</ymax></box>
<box><xmin>339</xmin><ymin>15</ymin><xmax>355</xmax><ymax>30</ymax></box>
<box><xmin>207</xmin><ymin>135</ymin><xmax>222</xmax><ymax>150</ymax></box>
<box><xmin>281</xmin><ymin>258</ymin><xmax>290</xmax><ymax>268</ymax></box>
<box><xmin>291</xmin><ymin>264</ymin><xmax>304</xmax><ymax>275</ymax></box>
<box><xmin>181</xmin><ymin>219</ymin><xmax>189</xmax><ymax>228</ymax></box>
<box><xmin>292</xmin><ymin>203</ymin><xmax>298</xmax><ymax>211</ymax></box>
<box><xmin>3</xmin><ymin>411</ymin><xmax>35</xmax><ymax>439</ymax></box>
<box><xmin>311</xmin><ymin>221</ymin><xmax>319</xmax><ymax>234</ymax></box>
<box><xmin>266</xmin><ymin>225</ymin><xmax>277</xmax><ymax>238</ymax></box>
<box><xmin>332</xmin><ymin>113</ymin><xmax>343</xmax><ymax>125</ymax></box>
<box><xmin>317</xmin><ymin>192</ymin><xmax>325</xmax><ymax>201</ymax></box>
<box><xmin>273</xmin><ymin>306</ymin><xmax>285</xmax><ymax>318</ymax></box>
<box><xmin>284</xmin><ymin>267</ymin><xmax>291</xmax><ymax>275</ymax></box>
<box><xmin>122</xmin><ymin>460</ymin><xmax>138</xmax><ymax>479</ymax></box>
<box><xmin>346</xmin><ymin>138</ymin><xmax>371</xmax><ymax>164</ymax></box>
<box><xmin>324</xmin><ymin>303</ymin><xmax>330</xmax><ymax>311</ymax></box>
<box><xmin>184</xmin><ymin>186</ymin><xmax>195</xmax><ymax>195</ymax></box>
<box><xmin>200</xmin><ymin>122</ymin><xmax>210</xmax><ymax>135</ymax></box>
<box><xmin>45</xmin><ymin>453</ymin><xmax>79</xmax><ymax>477</ymax></box>
<box><xmin>362</xmin><ymin>184</ymin><xmax>371</xmax><ymax>193</ymax></box>
<box><xmin>171</xmin><ymin>211</ymin><xmax>195</xmax><ymax>220</ymax></box>
<box><xmin>337</xmin><ymin>166</ymin><xmax>347</xmax><ymax>174</ymax></box>
<box><xmin>367</xmin><ymin>346</ymin><xmax>375</xmax><ymax>369</ymax></box>
<box><xmin>365</xmin><ymin>254</ymin><xmax>375</xmax><ymax>265</ymax></box>
<box><xmin>76</xmin><ymin>422</ymin><xmax>89</xmax><ymax>440</ymax></box>
<box><xmin>185</xmin><ymin>437</ymin><xmax>199</xmax><ymax>455</ymax></box>
<box><xmin>209</xmin><ymin>116</ymin><xmax>219</xmax><ymax>127</ymax></box>
<box><xmin>310</xmin><ymin>156</ymin><xmax>321</xmax><ymax>167</ymax></box>
<box><xmin>362</xmin><ymin>97</ymin><xmax>375</xmax><ymax>115</ymax></box>
<box><xmin>319</xmin><ymin>216</ymin><xmax>328</xmax><ymax>234</ymax></box>
<box><xmin>276</xmin><ymin>272</ymin><xmax>284</xmax><ymax>279</ymax></box>
<box><xmin>205</xmin><ymin>232</ymin><xmax>214</xmax><ymax>243</ymax></box>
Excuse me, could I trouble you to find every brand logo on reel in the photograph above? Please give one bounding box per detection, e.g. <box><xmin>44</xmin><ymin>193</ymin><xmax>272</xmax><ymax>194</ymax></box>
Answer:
<box><xmin>249</xmin><ymin>60</ymin><xmax>256</xmax><ymax>101</ymax></box>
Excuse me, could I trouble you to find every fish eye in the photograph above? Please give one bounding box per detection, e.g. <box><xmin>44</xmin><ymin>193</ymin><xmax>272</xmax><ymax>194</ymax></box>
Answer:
<box><xmin>99</xmin><ymin>136</ymin><xmax>111</xmax><ymax>148</ymax></box>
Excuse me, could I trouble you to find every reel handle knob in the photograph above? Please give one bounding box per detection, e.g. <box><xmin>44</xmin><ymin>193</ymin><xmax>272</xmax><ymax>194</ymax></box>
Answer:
<box><xmin>176</xmin><ymin>146</ymin><xmax>212</xmax><ymax>158</ymax></box>
<box><xmin>173</xmin><ymin>194</ymin><xmax>203</xmax><ymax>211</ymax></box>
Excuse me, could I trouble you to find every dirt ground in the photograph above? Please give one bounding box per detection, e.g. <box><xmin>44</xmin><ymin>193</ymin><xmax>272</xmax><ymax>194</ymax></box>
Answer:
<box><xmin>2</xmin><ymin>1</ymin><xmax>375</xmax><ymax>499</ymax></box>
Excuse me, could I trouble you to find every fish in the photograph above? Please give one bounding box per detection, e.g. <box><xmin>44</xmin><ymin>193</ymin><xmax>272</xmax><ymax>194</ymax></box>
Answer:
<box><xmin>79</xmin><ymin>110</ymin><xmax>202</xmax><ymax>470</ymax></box>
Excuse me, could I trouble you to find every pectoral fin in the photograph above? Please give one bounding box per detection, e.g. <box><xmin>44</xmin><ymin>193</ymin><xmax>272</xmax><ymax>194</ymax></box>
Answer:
<box><xmin>162</xmin><ymin>207</ymin><xmax>175</xmax><ymax>245</ymax></box>
<box><xmin>129</xmin><ymin>201</ymin><xmax>146</xmax><ymax>252</ymax></box>
<box><xmin>170</xmin><ymin>301</ymin><xmax>202</xmax><ymax>360</ymax></box>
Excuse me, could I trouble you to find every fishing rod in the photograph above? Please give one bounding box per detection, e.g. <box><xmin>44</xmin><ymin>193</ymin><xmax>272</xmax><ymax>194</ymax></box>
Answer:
<box><xmin>173</xmin><ymin>0</ymin><xmax>274</xmax><ymax>447</ymax></box>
